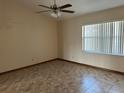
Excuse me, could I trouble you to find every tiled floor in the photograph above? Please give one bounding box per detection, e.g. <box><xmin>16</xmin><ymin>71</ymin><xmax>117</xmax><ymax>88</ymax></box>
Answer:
<box><xmin>0</xmin><ymin>60</ymin><xmax>124</xmax><ymax>93</ymax></box>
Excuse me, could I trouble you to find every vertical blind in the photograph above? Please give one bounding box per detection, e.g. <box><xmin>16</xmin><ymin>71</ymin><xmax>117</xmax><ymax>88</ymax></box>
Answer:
<box><xmin>82</xmin><ymin>20</ymin><xmax>124</xmax><ymax>56</ymax></box>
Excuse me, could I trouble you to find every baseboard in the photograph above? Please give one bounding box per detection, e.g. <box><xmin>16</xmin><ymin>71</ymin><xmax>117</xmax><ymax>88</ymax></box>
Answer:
<box><xmin>0</xmin><ymin>58</ymin><xmax>123</xmax><ymax>75</ymax></box>
<box><xmin>58</xmin><ymin>58</ymin><xmax>124</xmax><ymax>75</ymax></box>
<box><xmin>0</xmin><ymin>58</ymin><xmax>58</xmax><ymax>75</ymax></box>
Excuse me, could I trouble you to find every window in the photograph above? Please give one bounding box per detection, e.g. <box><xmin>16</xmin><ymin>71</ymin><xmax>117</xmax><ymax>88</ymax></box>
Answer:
<box><xmin>82</xmin><ymin>20</ymin><xmax>124</xmax><ymax>56</ymax></box>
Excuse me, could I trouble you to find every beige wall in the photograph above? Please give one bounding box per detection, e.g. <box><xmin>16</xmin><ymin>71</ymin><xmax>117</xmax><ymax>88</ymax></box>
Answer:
<box><xmin>1</xmin><ymin>0</ymin><xmax>124</xmax><ymax>73</ymax></box>
<box><xmin>0</xmin><ymin>0</ymin><xmax>58</xmax><ymax>73</ymax></box>
<box><xmin>59</xmin><ymin>6</ymin><xmax>124</xmax><ymax>72</ymax></box>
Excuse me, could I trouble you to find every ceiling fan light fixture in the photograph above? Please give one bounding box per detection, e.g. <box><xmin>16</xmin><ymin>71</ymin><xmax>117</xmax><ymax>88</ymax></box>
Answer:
<box><xmin>50</xmin><ymin>11</ymin><xmax>61</xmax><ymax>18</ymax></box>
<box><xmin>51</xmin><ymin>12</ymin><xmax>58</xmax><ymax>18</ymax></box>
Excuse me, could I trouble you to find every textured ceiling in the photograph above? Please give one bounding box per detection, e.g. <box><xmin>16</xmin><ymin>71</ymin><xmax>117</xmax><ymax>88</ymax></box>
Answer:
<box><xmin>19</xmin><ymin>0</ymin><xmax>124</xmax><ymax>19</ymax></box>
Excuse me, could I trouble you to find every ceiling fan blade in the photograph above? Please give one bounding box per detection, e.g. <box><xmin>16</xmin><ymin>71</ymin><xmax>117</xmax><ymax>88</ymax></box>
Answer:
<box><xmin>59</xmin><ymin>4</ymin><xmax>72</xmax><ymax>9</ymax></box>
<box><xmin>36</xmin><ymin>10</ymin><xmax>51</xmax><ymax>13</ymax></box>
<box><xmin>61</xmin><ymin>10</ymin><xmax>75</xmax><ymax>13</ymax></box>
<box><xmin>38</xmin><ymin>5</ymin><xmax>51</xmax><ymax>9</ymax></box>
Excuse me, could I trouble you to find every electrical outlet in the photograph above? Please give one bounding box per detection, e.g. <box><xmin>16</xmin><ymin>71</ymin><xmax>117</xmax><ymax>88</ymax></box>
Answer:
<box><xmin>32</xmin><ymin>59</ymin><xmax>34</xmax><ymax>61</ymax></box>
<box><xmin>32</xmin><ymin>56</ymin><xmax>43</xmax><ymax>62</ymax></box>
<box><xmin>32</xmin><ymin>57</ymin><xmax>37</xmax><ymax>61</ymax></box>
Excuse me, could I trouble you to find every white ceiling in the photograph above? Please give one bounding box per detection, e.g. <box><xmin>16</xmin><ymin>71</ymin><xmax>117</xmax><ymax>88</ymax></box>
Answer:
<box><xmin>19</xmin><ymin>0</ymin><xmax>124</xmax><ymax>19</ymax></box>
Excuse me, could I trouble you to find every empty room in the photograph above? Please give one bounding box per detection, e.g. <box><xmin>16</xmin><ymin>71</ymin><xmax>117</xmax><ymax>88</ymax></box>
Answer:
<box><xmin>0</xmin><ymin>0</ymin><xmax>124</xmax><ymax>93</ymax></box>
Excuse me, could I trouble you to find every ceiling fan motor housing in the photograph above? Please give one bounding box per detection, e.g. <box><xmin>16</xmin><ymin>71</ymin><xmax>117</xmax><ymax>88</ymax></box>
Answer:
<box><xmin>51</xmin><ymin>4</ymin><xmax>58</xmax><ymax>10</ymax></box>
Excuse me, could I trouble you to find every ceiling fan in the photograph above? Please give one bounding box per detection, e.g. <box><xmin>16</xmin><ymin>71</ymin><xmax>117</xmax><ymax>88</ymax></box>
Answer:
<box><xmin>37</xmin><ymin>0</ymin><xmax>75</xmax><ymax>18</ymax></box>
